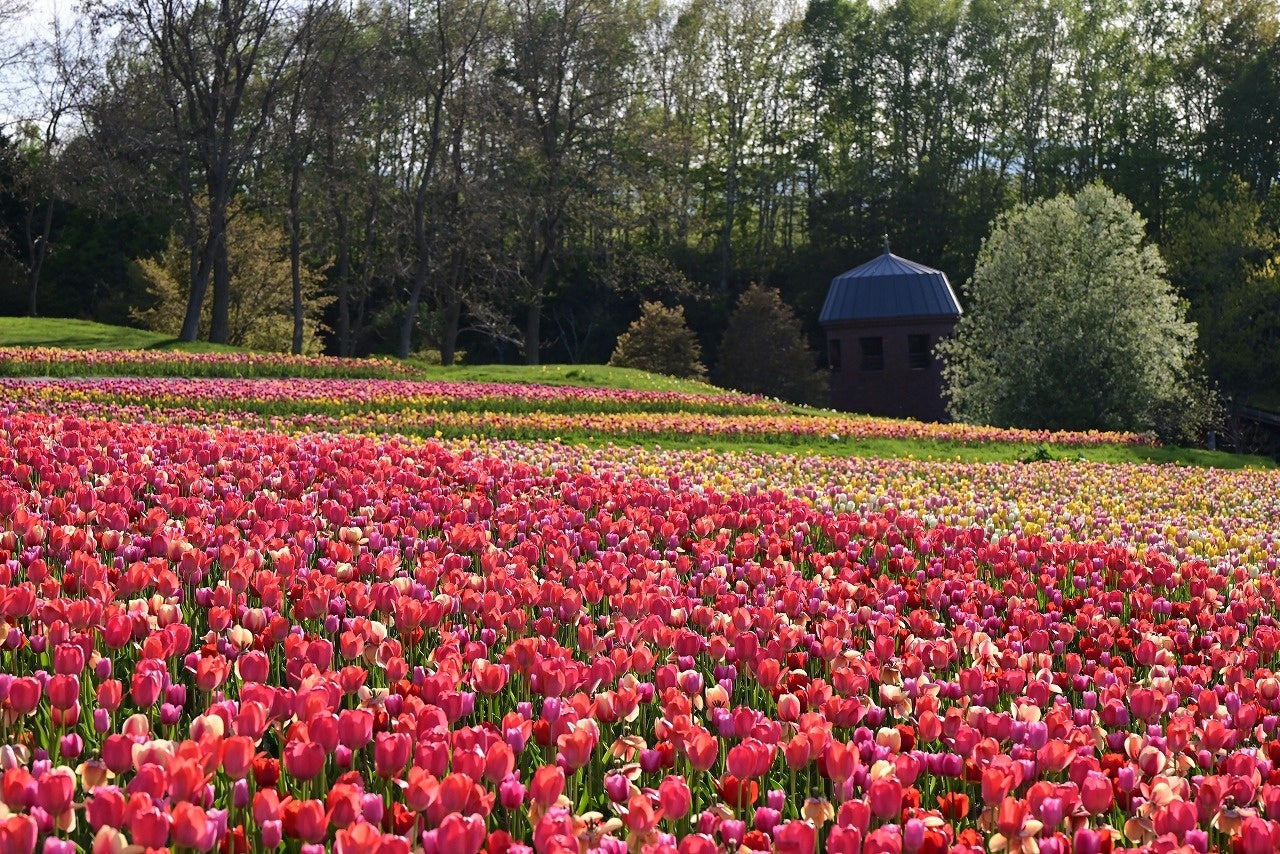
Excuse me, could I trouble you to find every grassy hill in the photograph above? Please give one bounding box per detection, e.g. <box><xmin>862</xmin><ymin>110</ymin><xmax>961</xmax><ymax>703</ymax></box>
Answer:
<box><xmin>0</xmin><ymin>317</ymin><xmax>244</xmax><ymax>353</ymax></box>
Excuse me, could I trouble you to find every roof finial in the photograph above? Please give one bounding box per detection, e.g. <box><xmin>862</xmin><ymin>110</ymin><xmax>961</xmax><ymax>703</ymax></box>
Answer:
<box><xmin>883</xmin><ymin>234</ymin><xmax>891</xmax><ymax>256</ymax></box>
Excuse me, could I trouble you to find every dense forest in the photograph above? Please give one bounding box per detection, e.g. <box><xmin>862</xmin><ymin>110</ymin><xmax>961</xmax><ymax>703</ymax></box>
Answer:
<box><xmin>0</xmin><ymin>0</ymin><xmax>1278</xmax><ymax>407</ymax></box>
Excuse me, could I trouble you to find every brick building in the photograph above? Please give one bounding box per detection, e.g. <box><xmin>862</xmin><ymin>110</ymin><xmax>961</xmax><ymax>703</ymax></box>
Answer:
<box><xmin>820</xmin><ymin>240</ymin><xmax>962</xmax><ymax>421</ymax></box>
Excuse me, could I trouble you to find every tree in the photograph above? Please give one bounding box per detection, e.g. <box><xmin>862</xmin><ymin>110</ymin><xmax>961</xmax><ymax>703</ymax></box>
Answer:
<box><xmin>609</xmin><ymin>301</ymin><xmax>705</xmax><ymax>378</ymax></box>
<box><xmin>92</xmin><ymin>0</ymin><xmax>307</xmax><ymax>345</ymax></box>
<box><xmin>496</xmin><ymin>0</ymin><xmax>645</xmax><ymax>364</ymax></box>
<box><xmin>714</xmin><ymin>283</ymin><xmax>828</xmax><ymax>404</ymax></box>
<box><xmin>130</xmin><ymin>204</ymin><xmax>331</xmax><ymax>353</ymax></box>
<box><xmin>1164</xmin><ymin>177</ymin><xmax>1280</xmax><ymax>410</ymax></box>
<box><xmin>938</xmin><ymin>183</ymin><xmax>1210</xmax><ymax>438</ymax></box>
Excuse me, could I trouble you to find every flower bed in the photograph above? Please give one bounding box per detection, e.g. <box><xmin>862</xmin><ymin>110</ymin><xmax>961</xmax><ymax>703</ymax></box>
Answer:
<box><xmin>0</xmin><ymin>347</ymin><xmax>415</xmax><ymax>379</ymax></box>
<box><xmin>6</xmin><ymin>377</ymin><xmax>1155</xmax><ymax>448</ymax></box>
<box><xmin>0</xmin><ymin>409</ymin><xmax>1276</xmax><ymax>852</ymax></box>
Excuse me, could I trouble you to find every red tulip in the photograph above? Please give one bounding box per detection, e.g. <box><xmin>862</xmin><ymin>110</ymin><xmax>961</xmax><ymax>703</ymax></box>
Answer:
<box><xmin>129</xmin><ymin>805</ymin><xmax>170</xmax><ymax>849</ymax></box>
<box><xmin>195</xmin><ymin>654</ymin><xmax>230</xmax><ymax>692</ymax></box>
<box><xmin>472</xmin><ymin>659</ymin><xmax>508</xmax><ymax>695</ymax></box>
<box><xmin>335</xmin><ymin>822</ymin><xmax>385</xmax><ymax>854</ymax></box>
<box><xmin>337</xmin><ymin>708</ymin><xmax>374</xmax><ymax>749</ymax></box>
<box><xmin>529</xmin><ymin>764</ymin><xmax>565</xmax><ymax>808</ymax></box>
<box><xmin>717</xmin><ymin>774</ymin><xmax>759</xmax><ymax>809</ymax></box>
<box><xmin>283</xmin><ymin>738</ymin><xmax>325</xmax><ymax>781</ymax></box>
<box><xmin>374</xmin><ymin>732</ymin><xmax>412</xmax><ymax>778</ymax></box>
<box><xmin>658</xmin><ymin>776</ymin><xmax>691</xmax><ymax>821</ymax></box>
<box><xmin>85</xmin><ymin>787</ymin><xmax>126</xmax><ymax>831</ymax></box>
<box><xmin>981</xmin><ymin>766</ymin><xmax>1017</xmax><ymax>805</ymax></box>
<box><xmin>282</xmin><ymin>797</ymin><xmax>327</xmax><ymax>843</ymax></box>
<box><xmin>624</xmin><ymin>792</ymin><xmax>659</xmax><ymax>834</ymax></box>
<box><xmin>172</xmin><ymin>802</ymin><xmax>217</xmax><ymax>852</ymax></box>
<box><xmin>435</xmin><ymin>813</ymin><xmax>486</xmax><ymax>854</ymax></box>
<box><xmin>1241</xmin><ymin>817</ymin><xmax>1280</xmax><ymax>854</ymax></box>
<box><xmin>685</xmin><ymin>730</ymin><xmax>719</xmax><ymax>772</ymax></box>
<box><xmin>556</xmin><ymin>725</ymin><xmax>596</xmax><ymax>770</ymax></box>
<box><xmin>327</xmin><ymin>782</ymin><xmax>363</xmax><ymax>828</ymax></box>
<box><xmin>35</xmin><ymin>768</ymin><xmax>75</xmax><ymax>816</ymax></box>
<box><xmin>483</xmin><ymin>741</ymin><xmax>515</xmax><ymax>784</ymax></box>
<box><xmin>0</xmin><ymin>815</ymin><xmax>38</xmax><ymax>854</ymax></box>
<box><xmin>936</xmin><ymin>791</ymin><xmax>969</xmax><ymax>821</ymax></box>
<box><xmin>221</xmin><ymin>735</ymin><xmax>256</xmax><ymax>780</ymax></box>
<box><xmin>825</xmin><ymin>741</ymin><xmax>856</xmax><ymax>784</ymax></box>
<box><xmin>53</xmin><ymin>643</ymin><xmax>86</xmax><ymax>675</ymax></box>
<box><xmin>773</xmin><ymin>820</ymin><xmax>817</xmax><ymax>854</ymax></box>
<box><xmin>8</xmin><ymin>677</ymin><xmax>40</xmax><ymax>715</ymax></box>
<box><xmin>867</xmin><ymin>776</ymin><xmax>902</xmax><ymax>820</ymax></box>
<box><xmin>1079</xmin><ymin>771</ymin><xmax>1113</xmax><ymax>815</ymax></box>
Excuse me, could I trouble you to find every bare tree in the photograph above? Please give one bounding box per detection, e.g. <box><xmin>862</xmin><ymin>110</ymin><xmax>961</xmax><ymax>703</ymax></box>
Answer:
<box><xmin>91</xmin><ymin>0</ymin><xmax>305</xmax><ymax>343</ymax></box>
<box><xmin>497</xmin><ymin>0</ymin><xmax>644</xmax><ymax>364</ymax></box>
<box><xmin>391</xmin><ymin>0</ymin><xmax>495</xmax><ymax>360</ymax></box>
<box><xmin>12</xmin><ymin>13</ymin><xmax>98</xmax><ymax>316</ymax></box>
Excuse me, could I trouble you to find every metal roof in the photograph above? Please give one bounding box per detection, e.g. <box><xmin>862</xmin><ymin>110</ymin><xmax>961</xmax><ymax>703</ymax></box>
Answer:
<box><xmin>820</xmin><ymin>238</ymin><xmax>962</xmax><ymax>324</ymax></box>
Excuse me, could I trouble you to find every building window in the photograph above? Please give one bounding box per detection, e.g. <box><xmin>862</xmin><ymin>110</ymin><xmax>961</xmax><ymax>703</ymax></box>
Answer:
<box><xmin>828</xmin><ymin>339</ymin><xmax>842</xmax><ymax>370</ymax></box>
<box><xmin>860</xmin><ymin>336</ymin><xmax>883</xmax><ymax>371</ymax></box>
<box><xmin>908</xmin><ymin>334</ymin><xmax>931</xmax><ymax>370</ymax></box>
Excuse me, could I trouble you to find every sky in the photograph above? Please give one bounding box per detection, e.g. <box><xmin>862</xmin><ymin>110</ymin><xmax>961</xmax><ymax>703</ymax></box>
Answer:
<box><xmin>1</xmin><ymin>0</ymin><xmax>75</xmax><ymax>125</ymax></box>
<box><xmin>8</xmin><ymin>0</ymin><xmax>71</xmax><ymax>41</ymax></box>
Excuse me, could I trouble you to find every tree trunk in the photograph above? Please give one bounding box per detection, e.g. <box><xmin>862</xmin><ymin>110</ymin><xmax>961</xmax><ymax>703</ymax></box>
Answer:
<box><xmin>398</xmin><ymin>264</ymin><xmax>428</xmax><ymax>360</ymax></box>
<box><xmin>209</xmin><ymin>230</ymin><xmax>232</xmax><ymax>348</ymax></box>
<box><xmin>334</xmin><ymin>209</ymin><xmax>352</xmax><ymax>357</ymax></box>
<box><xmin>25</xmin><ymin>198</ymin><xmax>54</xmax><ymax>318</ymax></box>
<box><xmin>181</xmin><ymin>239</ymin><xmax>215</xmax><ymax>343</ymax></box>
<box><xmin>209</xmin><ymin>210</ymin><xmax>232</xmax><ymax>344</ymax></box>
<box><xmin>440</xmin><ymin>298</ymin><xmax>461</xmax><ymax>366</ymax></box>
<box><xmin>289</xmin><ymin>168</ymin><xmax>305</xmax><ymax>355</ymax></box>
<box><xmin>524</xmin><ymin>301</ymin><xmax>541</xmax><ymax>365</ymax></box>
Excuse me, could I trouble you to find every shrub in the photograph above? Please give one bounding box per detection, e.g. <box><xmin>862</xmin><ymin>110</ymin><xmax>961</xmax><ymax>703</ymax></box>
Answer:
<box><xmin>130</xmin><ymin>205</ymin><xmax>332</xmax><ymax>354</ymax></box>
<box><xmin>609</xmin><ymin>301</ymin><xmax>706</xmax><ymax>379</ymax></box>
<box><xmin>714</xmin><ymin>284</ymin><xmax>827</xmax><ymax>405</ymax></box>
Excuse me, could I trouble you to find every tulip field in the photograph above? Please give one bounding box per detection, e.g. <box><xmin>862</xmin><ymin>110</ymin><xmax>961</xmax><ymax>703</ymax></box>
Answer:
<box><xmin>3</xmin><ymin>357</ymin><xmax>1280</xmax><ymax>854</ymax></box>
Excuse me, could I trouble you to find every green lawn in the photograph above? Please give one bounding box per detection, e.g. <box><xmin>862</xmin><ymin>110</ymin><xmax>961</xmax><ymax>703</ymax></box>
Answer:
<box><xmin>0</xmin><ymin>317</ymin><xmax>244</xmax><ymax>353</ymax></box>
<box><xmin>406</xmin><ymin>361</ymin><xmax>728</xmax><ymax>394</ymax></box>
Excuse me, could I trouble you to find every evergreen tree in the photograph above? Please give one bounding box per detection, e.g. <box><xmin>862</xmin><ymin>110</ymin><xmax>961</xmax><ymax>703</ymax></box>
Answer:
<box><xmin>609</xmin><ymin>301</ymin><xmax>706</xmax><ymax>379</ymax></box>
<box><xmin>715</xmin><ymin>284</ymin><xmax>828</xmax><ymax>405</ymax></box>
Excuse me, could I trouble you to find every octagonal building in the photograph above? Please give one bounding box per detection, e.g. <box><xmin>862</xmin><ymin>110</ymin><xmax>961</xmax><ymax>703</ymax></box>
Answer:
<box><xmin>820</xmin><ymin>239</ymin><xmax>961</xmax><ymax>421</ymax></box>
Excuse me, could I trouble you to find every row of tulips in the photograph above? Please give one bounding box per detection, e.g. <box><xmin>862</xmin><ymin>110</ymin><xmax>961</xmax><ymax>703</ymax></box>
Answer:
<box><xmin>2</xmin><ymin>378</ymin><xmax>783</xmax><ymax>417</ymax></box>
<box><xmin>7</xmin><ymin>378</ymin><xmax>1155</xmax><ymax>448</ymax></box>
<box><xmin>0</xmin><ymin>408</ymin><xmax>1274</xmax><ymax>853</ymax></box>
<box><xmin>0</xmin><ymin>348</ymin><xmax>414</xmax><ymax>380</ymax></box>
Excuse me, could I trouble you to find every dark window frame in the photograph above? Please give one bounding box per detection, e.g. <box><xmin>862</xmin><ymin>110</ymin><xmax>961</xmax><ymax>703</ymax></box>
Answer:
<box><xmin>908</xmin><ymin>334</ymin><xmax>932</xmax><ymax>370</ymax></box>
<box><xmin>860</xmin><ymin>336</ymin><xmax>884</xmax><ymax>371</ymax></box>
<box><xmin>828</xmin><ymin>339</ymin><xmax>842</xmax><ymax>370</ymax></box>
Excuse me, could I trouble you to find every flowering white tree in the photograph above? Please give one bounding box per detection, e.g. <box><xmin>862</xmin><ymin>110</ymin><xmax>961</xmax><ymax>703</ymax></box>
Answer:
<box><xmin>938</xmin><ymin>183</ymin><xmax>1212</xmax><ymax>440</ymax></box>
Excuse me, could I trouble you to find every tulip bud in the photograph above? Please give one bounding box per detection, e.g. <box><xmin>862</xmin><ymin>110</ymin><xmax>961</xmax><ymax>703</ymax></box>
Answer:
<box><xmin>752</xmin><ymin>807</ymin><xmax>780</xmax><ymax>834</ymax></box>
<box><xmin>500</xmin><ymin>776</ymin><xmax>526</xmax><ymax>810</ymax></box>
<box><xmin>604</xmin><ymin>773</ymin><xmax>630</xmax><ymax>803</ymax></box>
<box><xmin>59</xmin><ymin>734</ymin><xmax>82</xmax><ymax>759</ymax></box>
<box><xmin>260</xmin><ymin>820</ymin><xmax>282</xmax><ymax>849</ymax></box>
<box><xmin>361</xmin><ymin>793</ymin><xmax>384</xmax><ymax>825</ymax></box>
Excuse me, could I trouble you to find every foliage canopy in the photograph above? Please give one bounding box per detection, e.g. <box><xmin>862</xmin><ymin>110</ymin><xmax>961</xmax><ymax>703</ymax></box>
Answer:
<box><xmin>938</xmin><ymin>184</ymin><xmax>1212</xmax><ymax>440</ymax></box>
<box><xmin>130</xmin><ymin>206</ymin><xmax>331</xmax><ymax>354</ymax></box>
